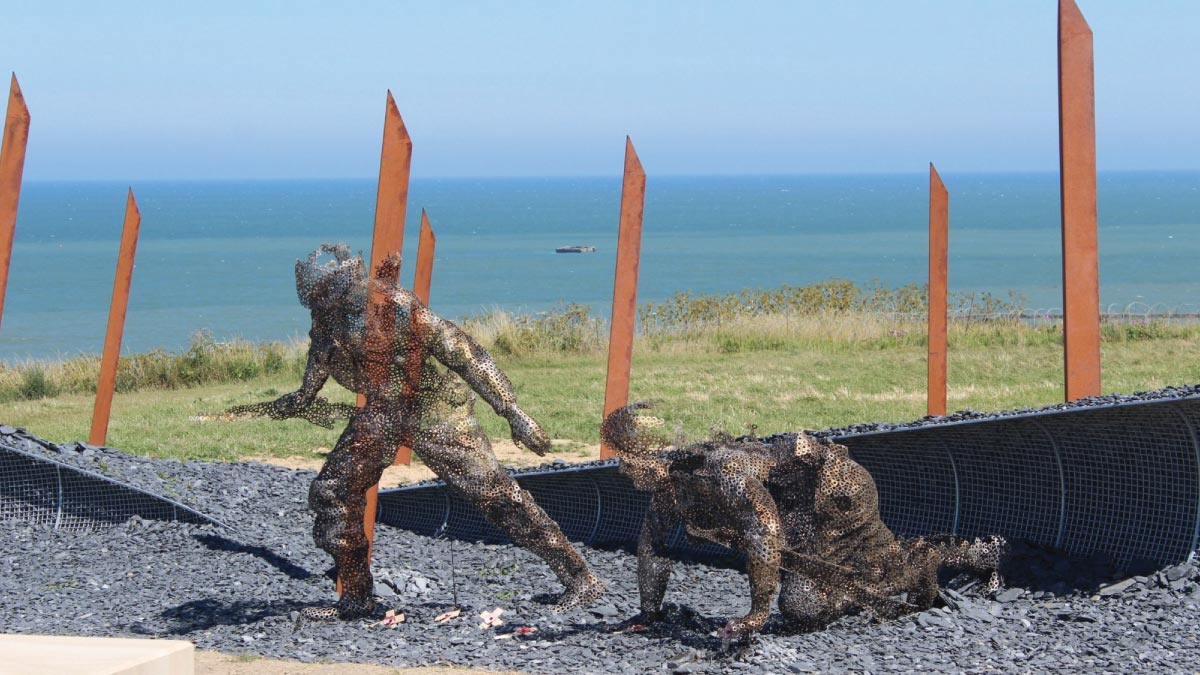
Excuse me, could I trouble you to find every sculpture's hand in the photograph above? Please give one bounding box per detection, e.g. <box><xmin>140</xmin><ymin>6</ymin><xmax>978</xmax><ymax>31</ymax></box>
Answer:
<box><xmin>226</xmin><ymin>393</ymin><xmax>354</xmax><ymax>430</ymax></box>
<box><xmin>506</xmin><ymin>407</ymin><xmax>551</xmax><ymax>456</ymax></box>
<box><xmin>270</xmin><ymin>391</ymin><xmax>307</xmax><ymax>420</ymax></box>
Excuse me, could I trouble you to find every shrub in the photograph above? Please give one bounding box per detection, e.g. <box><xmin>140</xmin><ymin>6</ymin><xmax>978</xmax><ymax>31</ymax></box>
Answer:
<box><xmin>18</xmin><ymin>366</ymin><xmax>59</xmax><ymax>400</ymax></box>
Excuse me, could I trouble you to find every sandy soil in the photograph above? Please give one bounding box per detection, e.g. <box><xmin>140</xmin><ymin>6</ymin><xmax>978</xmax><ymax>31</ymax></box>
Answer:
<box><xmin>196</xmin><ymin>651</ymin><xmax>524</xmax><ymax>674</ymax></box>
<box><xmin>245</xmin><ymin>439</ymin><xmax>600</xmax><ymax>488</ymax></box>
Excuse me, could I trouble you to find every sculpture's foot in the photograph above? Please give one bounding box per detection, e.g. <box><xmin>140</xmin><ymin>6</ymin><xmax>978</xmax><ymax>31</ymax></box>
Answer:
<box><xmin>552</xmin><ymin>572</ymin><xmax>605</xmax><ymax>611</ymax></box>
<box><xmin>611</xmin><ymin>609</ymin><xmax>663</xmax><ymax>633</ymax></box>
<box><xmin>298</xmin><ymin>595</ymin><xmax>377</xmax><ymax>623</ymax></box>
<box><xmin>720</xmin><ymin>614</ymin><xmax>767</xmax><ymax>644</ymax></box>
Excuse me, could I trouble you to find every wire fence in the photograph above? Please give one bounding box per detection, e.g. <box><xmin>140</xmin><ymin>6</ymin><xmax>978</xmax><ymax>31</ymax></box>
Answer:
<box><xmin>378</xmin><ymin>393</ymin><xmax>1200</xmax><ymax>568</ymax></box>
<box><xmin>0</xmin><ymin>432</ymin><xmax>225</xmax><ymax>531</ymax></box>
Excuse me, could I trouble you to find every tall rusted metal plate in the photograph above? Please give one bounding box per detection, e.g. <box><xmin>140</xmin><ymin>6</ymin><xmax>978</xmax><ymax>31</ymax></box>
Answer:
<box><xmin>927</xmin><ymin>164</ymin><xmax>948</xmax><ymax>417</ymax></box>
<box><xmin>601</xmin><ymin>138</ymin><xmax>646</xmax><ymax>459</ymax></box>
<box><xmin>391</xmin><ymin>209</ymin><xmax>436</xmax><ymax>467</ymax></box>
<box><xmin>367</xmin><ymin>91</ymin><xmax>412</xmax><ymax>287</ymax></box>
<box><xmin>413</xmin><ymin>209</ymin><xmax>436</xmax><ymax>305</ymax></box>
<box><xmin>1058</xmin><ymin>0</ymin><xmax>1102</xmax><ymax>401</ymax></box>
<box><xmin>90</xmin><ymin>190</ymin><xmax>141</xmax><ymax>446</ymax></box>
<box><xmin>359</xmin><ymin>91</ymin><xmax>413</xmax><ymax>581</ymax></box>
<box><xmin>0</xmin><ymin>74</ymin><xmax>31</xmax><ymax>332</ymax></box>
<box><xmin>360</xmin><ymin>90</ymin><xmax>412</xmax><ymax>408</ymax></box>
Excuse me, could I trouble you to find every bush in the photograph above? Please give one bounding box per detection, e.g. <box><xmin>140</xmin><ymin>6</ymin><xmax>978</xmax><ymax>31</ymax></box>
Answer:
<box><xmin>468</xmin><ymin>303</ymin><xmax>605</xmax><ymax>357</ymax></box>
<box><xmin>1102</xmin><ymin>320</ymin><xmax>1172</xmax><ymax>342</ymax></box>
<box><xmin>0</xmin><ymin>334</ymin><xmax>306</xmax><ymax>402</ymax></box>
<box><xmin>19</xmin><ymin>366</ymin><xmax>59</xmax><ymax>400</ymax></box>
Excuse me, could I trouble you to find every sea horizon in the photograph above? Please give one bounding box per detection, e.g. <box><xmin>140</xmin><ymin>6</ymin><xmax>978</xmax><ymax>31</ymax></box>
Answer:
<box><xmin>2</xmin><ymin>170</ymin><xmax>1197</xmax><ymax>362</ymax></box>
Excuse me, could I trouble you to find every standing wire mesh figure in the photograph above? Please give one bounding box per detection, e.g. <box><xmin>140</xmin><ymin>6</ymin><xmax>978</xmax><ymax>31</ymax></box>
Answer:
<box><xmin>238</xmin><ymin>244</ymin><xmax>604</xmax><ymax>620</ymax></box>
<box><xmin>602</xmin><ymin>402</ymin><xmax>1005</xmax><ymax>638</ymax></box>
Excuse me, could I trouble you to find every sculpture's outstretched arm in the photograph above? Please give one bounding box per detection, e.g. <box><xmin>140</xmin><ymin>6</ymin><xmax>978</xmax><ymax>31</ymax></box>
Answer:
<box><xmin>399</xmin><ymin>290</ymin><xmax>550</xmax><ymax>455</ymax></box>
<box><xmin>227</xmin><ymin>328</ymin><xmax>337</xmax><ymax>427</ymax></box>
<box><xmin>276</xmin><ymin>332</ymin><xmax>332</xmax><ymax>413</ymax></box>
<box><xmin>721</xmin><ymin>475</ymin><xmax>782</xmax><ymax>639</ymax></box>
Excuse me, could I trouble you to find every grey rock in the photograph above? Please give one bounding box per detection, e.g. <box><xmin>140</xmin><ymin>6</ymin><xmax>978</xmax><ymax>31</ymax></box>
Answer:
<box><xmin>1165</xmin><ymin>563</ymin><xmax>1192</xmax><ymax>582</ymax></box>
<box><xmin>1099</xmin><ymin>578</ymin><xmax>1136</xmax><ymax>596</ymax></box>
<box><xmin>590</xmin><ymin>604</ymin><xmax>620</xmax><ymax>618</ymax></box>
<box><xmin>995</xmin><ymin>588</ymin><xmax>1024</xmax><ymax>603</ymax></box>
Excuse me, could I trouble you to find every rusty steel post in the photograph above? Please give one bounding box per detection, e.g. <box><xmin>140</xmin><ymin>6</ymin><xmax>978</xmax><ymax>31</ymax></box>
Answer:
<box><xmin>391</xmin><ymin>209</ymin><xmax>436</xmax><ymax>467</ymax></box>
<box><xmin>413</xmin><ymin>209</ymin><xmax>436</xmax><ymax>305</ymax></box>
<box><xmin>601</xmin><ymin>137</ymin><xmax>646</xmax><ymax>459</ymax></box>
<box><xmin>0</xmin><ymin>74</ymin><xmax>31</xmax><ymax>332</ymax></box>
<box><xmin>89</xmin><ymin>190</ymin><xmax>141</xmax><ymax>446</ymax></box>
<box><xmin>1058</xmin><ymin>0</ymin><xmax>1101</xmax><ymax>401</ymax></box>
<box><xmin>352</xmin><ymin>91</ymin><xmax>412</xmax><ymax>593</ymax></box>
<box><xmin>927</xmin><ymin>164</ymin><xmax>948</xmax><ymax>417</ymax></box>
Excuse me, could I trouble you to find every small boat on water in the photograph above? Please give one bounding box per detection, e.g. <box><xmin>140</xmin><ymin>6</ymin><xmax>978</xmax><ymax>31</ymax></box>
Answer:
<box><xmin>555</xmin><ymin>245</ymin><xmax>596</xmax><ymax>253</ymax></box>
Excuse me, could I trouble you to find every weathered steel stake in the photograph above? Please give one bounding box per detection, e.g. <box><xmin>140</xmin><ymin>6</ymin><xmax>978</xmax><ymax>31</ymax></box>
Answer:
<box><xmin>927</xmin><ymin>163</ymin><xmax>948</xmax><ymax>417</ymax></box>
<box><xmin>90</xmin><ymin>190</ymin><xmax>141</xmax><ymax>446</ymax></box>
<box><xmin>1058</xmin><ymin>0</ymin><xmax>1102</xmax><ymax>401</ymax></box>
<box><xmin>0</xmin><ymin>74</ymin><xmax>31</xmax><ymax>332</ymax></box>
<box><xmin>353</xmin><ymin>91</ymin><xmax>412</xmax><ymax>594</ymax></box>
<box><xmin>392</xmin><ymin>209</ymin><xmax>436</xmax><ymax>467</ymax></box>
<box><xmin>413</xmin><ymin>209</ymin><xmax>436</xmax><ymax>305</ymax></box>
<box><xmin>601</xmin><ymin>137</ymin><xmax>646</xmax><ymax>459</ymax></box>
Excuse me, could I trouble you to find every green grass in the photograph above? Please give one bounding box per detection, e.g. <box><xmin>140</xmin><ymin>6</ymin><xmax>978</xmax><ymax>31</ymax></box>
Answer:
<box><xmin>4</xmin><ymin>311</ymin><xmax>1200</xmax><ymax>462</ymax></box>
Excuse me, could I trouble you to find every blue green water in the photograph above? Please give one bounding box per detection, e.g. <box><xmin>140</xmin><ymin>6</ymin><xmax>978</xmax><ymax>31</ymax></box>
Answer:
<box><xmin>1</xmin><ymin>172</ymin><xmax>1197</xmax><ymax>361</ymax></box>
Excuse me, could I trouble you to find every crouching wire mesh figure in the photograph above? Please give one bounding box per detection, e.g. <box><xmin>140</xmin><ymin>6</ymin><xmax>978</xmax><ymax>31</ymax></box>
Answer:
<box><xmin>235</xmin><ymin>244</ymin><xmax>604</xmax><ymax>620</ymax></box>
<box><xmin>601</xmin><ymin>403</ymin><xmax>1006</xmax><ymax>638</ymax></box>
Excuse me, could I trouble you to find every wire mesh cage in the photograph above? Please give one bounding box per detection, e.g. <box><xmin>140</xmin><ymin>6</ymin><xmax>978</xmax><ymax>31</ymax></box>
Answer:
<box><xmin>0</xmin><ymin>433</ymin><xmax>224</xmax><ymax>531</ymax></box>
<box><xmin>378</xmin><ymin>395</ymin><xmax>1200</xmax><ymax>567</ymax></box>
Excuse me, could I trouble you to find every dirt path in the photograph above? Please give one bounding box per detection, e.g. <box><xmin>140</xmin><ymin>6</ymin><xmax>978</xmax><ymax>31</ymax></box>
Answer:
<box><xmin>196</xmin><ymin>651</ymin><xmax>525</xmax><ymax>674</ymax></box>
<box><xmin>245</xmin><ymin>440</ymin><xmax>600</xmax><ymax>488</ymax></box>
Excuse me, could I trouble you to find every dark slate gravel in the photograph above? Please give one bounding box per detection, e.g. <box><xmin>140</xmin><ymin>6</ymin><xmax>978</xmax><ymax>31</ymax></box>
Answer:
<box><xmin>4</xmin><ymin>391</ymin><xmax>1200</xmax><ymax>673</ymax></box>
<box><xmin>809</xmin><ymin>383</ymin><xmax>1200</xmax><ymax>440</ymax></box>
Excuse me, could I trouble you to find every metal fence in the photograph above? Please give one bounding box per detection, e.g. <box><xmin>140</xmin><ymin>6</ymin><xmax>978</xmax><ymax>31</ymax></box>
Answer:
<box><xmin>378</xmin><ymin>394</ymin><xmax>1200</xmax><ymax>567</ymax></box>
<box><xmin>0</xmin><ymin>435</ymin><xmax>224</xmax><ymax>531</ymax></box>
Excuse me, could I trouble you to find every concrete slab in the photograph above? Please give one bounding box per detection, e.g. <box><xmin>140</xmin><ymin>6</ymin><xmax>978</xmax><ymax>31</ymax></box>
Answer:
<box><xmin>0</xmin><ymin>634</ymin><xmax>194</xmax><ymax>674</ymax></box>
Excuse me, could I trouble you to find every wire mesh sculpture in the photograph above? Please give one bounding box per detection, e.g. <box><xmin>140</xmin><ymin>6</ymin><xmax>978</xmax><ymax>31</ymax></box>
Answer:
<box><xmin>235</xmin><ymin>244</ymin><xmax>604</xmax><ymax>620</ymax></box>
<box><xmin>602</xmin><ymin>402</ymin><xmax>1006</xmax><ymax>638</ymax></box>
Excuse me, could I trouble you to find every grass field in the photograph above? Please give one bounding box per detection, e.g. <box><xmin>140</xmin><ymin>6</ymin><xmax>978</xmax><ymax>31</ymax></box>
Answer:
<box><xmin>3</xmin><ymin>310</ymin><xmax>1199</xmax><ymax>463</ymax></box>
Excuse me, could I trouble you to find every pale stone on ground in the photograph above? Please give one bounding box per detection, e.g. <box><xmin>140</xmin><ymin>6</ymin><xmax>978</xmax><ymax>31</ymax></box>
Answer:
<box><xmin>0</xmin><ymin>634</ymin><xmax>194</xmax><ymax>675</ymax></box>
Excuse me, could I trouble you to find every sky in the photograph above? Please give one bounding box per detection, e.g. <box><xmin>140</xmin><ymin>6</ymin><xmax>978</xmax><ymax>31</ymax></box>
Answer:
<box><xmin>2</xmin><ymin>1</ymin><xmax>1198</xmax><ymax>180</ymax></box>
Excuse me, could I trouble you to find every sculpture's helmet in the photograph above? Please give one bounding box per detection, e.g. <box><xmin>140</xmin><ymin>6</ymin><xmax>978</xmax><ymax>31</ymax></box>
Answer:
<box><xmin>294</xmin><ymin>244</ymin><xmax>365</xmax><ymax>311</ymax></box>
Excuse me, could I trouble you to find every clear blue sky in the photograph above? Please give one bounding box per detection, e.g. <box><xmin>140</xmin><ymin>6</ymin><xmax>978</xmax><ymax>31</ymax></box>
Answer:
<box><xmin>2</xmin><ymin>1</ymin><xmax>1197</xmax><ymax>180</ymax></box>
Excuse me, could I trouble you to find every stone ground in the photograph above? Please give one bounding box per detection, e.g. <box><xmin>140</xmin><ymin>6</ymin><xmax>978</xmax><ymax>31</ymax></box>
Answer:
<box><xmin>4</xmin><ymin>423</ymin><xmax>1200</xmax><ymax>674</ymax></box>
<box><xmin>196</xmin><ymin>650</ymin><xmax>521</xmax><ymax>674</ymax></box>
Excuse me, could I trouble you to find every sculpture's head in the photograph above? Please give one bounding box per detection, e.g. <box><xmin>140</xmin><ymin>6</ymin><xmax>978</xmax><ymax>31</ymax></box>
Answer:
<box><xmin>600</xmin><ymin>402</ymin><xmax>670</xmax><ymax>490</ymax></box>
<box><xmin>295</xmin><ymin>244</ymin><xmax>366</xmax><ymax>311</ymax></box>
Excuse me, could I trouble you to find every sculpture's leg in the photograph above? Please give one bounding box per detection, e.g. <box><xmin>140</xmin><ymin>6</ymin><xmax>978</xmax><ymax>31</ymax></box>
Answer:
<box><xmin>636</xmin><ymin>492</ymin><xmax>679</xmax><ymax>622</ymax></box>
<box><xmin>724</xmin><ymin>481</ymin><xmax>782</xmax><ymax>638</ymax></box>
<box><xmin>778</xmin><ymin>573</ymin><xmax>846</xmax><ymax>631</ymax></box>
<box><xmin>934</xmin><ymin>535</ymin><xmax>1008</xmax><ymax>592</ymax></box>
<box><xmin>307</xmin><ymin>403</ymin><xmax>393</xmax><ymax>618</ymax></box>
<box><xmin>417</xmin><ymin>430</ymin><xmax>604</xmax><ymax>610</ymax></box>
<box><xmin>893</xmin><ymin>540</ymin><xmax>941</xmax><ymax>615</ymax></box>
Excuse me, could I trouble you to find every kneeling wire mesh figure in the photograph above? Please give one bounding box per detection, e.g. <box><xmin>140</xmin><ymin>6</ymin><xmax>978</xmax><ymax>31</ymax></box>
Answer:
<box><xmin>601</xmin><ymin>403</ymin><xmax>1006</xmax><ymax>638</ymax></box>
<box><xmin>238</xmin><ymin>244</ymin><xmax>604</xmax><ymax>620</ymax></box>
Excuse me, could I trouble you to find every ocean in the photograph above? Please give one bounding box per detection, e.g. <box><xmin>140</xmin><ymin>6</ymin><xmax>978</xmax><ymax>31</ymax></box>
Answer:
<box><xmin>1</xmin><ymin>172</ymin><xmax>1197</xmax><ymax>362</ymax></box>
